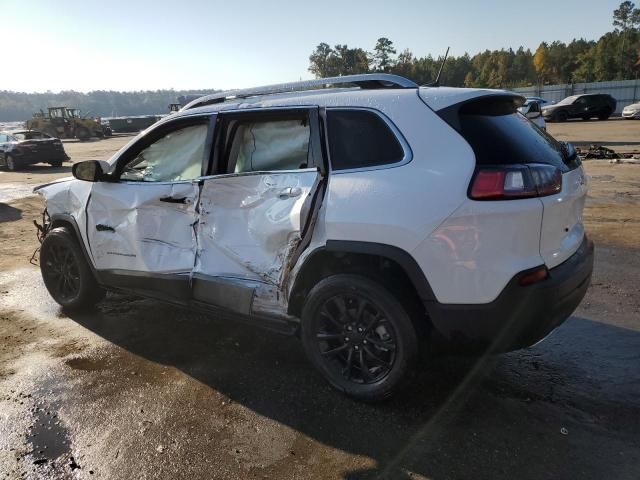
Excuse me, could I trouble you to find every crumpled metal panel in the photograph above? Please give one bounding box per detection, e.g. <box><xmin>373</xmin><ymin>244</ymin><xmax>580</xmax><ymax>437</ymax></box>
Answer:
<box><xmin>195</xmin><ymin>171</ymin><xmax>318</xmax><ymax>286</ymax></box>
<box><xmin>87</xmin><ymin>182</ymin><xmax>199</xmax><ymax>273</ymax></box>
<box><xmin>36</xmin><ymin>178</ymin><xmax>93</xmax><ymax>252</ymax></box>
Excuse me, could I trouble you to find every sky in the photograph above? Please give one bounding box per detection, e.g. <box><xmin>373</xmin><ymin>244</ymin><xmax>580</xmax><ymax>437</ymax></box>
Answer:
<box><xmin>2</xmin><ymin>0</ymin><xmax>623</xmax><ymax>93</ymax></box>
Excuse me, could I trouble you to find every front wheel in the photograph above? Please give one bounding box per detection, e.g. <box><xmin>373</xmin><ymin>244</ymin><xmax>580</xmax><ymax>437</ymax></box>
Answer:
<box><xmin>301</xmin><ymin>274</ymin><xmax>418</xmax><ymax>402</ymax></box>
<box><xmin>555</xmin><ymin>111</ymin><xmax>568</xmax><ymax>122</ymax></box>
<box><xmin>5</xmin><ymin>155</ymin><xmax>19</xmax><ymax>171</ymax></box>
<box><xmin>40</xmin><ymin>227</ymin><xmax>105</xmax><ymax>310</ymax></box>
<box><xmin>49</xmin><ymin>160</ymin><xmax>63</xmax><ymax>168</ymax></box>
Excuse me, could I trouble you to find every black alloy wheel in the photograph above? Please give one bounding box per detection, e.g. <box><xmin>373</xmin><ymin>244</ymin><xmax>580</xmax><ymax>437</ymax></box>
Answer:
<box><xmin>40</xmin><ymin>227</ymin><xmax>105</xmax><ymax>310</ymax></box>
<box><xmin>315</xmin><ymin>293</ymin><xmax>397</xmax><ymax>384</ymax></box>
<box><xmin>301</xmin><ymin>274</ymin><xmax>418</xmax><ymax>401</ymax></box>
<box><xmin>42</xmin><ymin>241</ymin><xmax>81</xmax><ymax>302</ymax></box>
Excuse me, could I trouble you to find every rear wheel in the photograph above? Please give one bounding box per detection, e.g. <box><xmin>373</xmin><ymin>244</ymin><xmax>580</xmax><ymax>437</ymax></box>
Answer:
<box><xmin>5</xmin><ymin>155</ymin><xmax>19</xmax><ymax>171</ymax></box>
<box><xmin>40</xmin><ymin>227</ymin><xmax>105</xmax><ymax>310</ymax></box>
<box><xmin>75</xmin><ymin>127</ymin><xmax>91</xmax><ymax>141</ymax></box>
<box><xmin>598</xmin><ymin>109</ymin><xmax>612</xmax><ymax>121</ymax></box>
<box><xmin>301</xmin><ymin>274</ymin><xmax>418</xmax><ymax>402</ymax></box>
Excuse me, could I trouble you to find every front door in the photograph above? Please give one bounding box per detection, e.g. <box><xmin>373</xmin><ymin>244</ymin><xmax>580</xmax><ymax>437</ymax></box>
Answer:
<box><xmin>193</xmin><ymin>108</ymin><xmax>325</xmax><ymax>315</ymax></box>
<box><xmin>85</xmin><ymin>115</ymin><xmax>214</xmax><ymax>298</ymax></box>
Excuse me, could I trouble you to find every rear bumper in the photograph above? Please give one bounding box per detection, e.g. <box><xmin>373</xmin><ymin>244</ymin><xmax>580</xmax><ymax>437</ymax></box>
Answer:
<box><xmin>427</xmin><ymin>236</ymin><xmax>594</xmax><ymax>352</ymax></box>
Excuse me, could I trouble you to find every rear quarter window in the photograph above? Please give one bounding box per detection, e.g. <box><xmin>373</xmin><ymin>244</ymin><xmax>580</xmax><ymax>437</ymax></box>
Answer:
<box><xmin>327</xmin><ymin>109</ymin><xmax>405</xmax><ymax>171</ymax></box>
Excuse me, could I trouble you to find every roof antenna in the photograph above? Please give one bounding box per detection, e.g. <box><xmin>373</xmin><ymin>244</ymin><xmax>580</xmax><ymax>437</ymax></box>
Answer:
<box><xmin>425</xmin><ymin>46</ymin><xmax>450</xmax><ymax>87</ymax></box>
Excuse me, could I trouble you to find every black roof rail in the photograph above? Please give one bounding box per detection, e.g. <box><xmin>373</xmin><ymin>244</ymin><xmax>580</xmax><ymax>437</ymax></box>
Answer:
<box><xmin>182</xmin><ymin>74</ymin><xmax>418</xmax><ymax>110</ymax></box>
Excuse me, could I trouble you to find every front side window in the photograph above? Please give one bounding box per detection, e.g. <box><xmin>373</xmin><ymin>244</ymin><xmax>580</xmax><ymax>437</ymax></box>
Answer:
<box><xmin>225</xmin><ymin>119</ymin><xmax>311</xmax><ymax>173</ymax></box>
<box><xmin>120</xmin><ymin>123</ymin><xmax>208</xmax><ymax>182</ymax></box>
<box><xmin>327</xmin><ymin>109</ymin><xmax>405</xmax><ymax>171</ymax></box>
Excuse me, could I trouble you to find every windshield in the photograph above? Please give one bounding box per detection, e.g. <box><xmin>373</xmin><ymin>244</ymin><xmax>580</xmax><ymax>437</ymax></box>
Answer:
<box><xmin>12</xmin><ymin>131</ymin><xmax>49</xmax><ymax>140</ymax></box>
<box><xmin>556</xmin><ymin>95</ymin><xmax>579</xmax><ymax>105</ymax></box>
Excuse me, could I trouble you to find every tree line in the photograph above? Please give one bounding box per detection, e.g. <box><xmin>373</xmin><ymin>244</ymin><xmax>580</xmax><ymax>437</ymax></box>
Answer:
<box><xmin>0</xmin><ymin>89</ymin><xmax>219</xmax><ymax>122</ymax></box>
<box><xmin>308</xmin><ymin>1</ymin><xmax>640</xmax><ymax>88</ymax></box>
<box><xmin>1</xmin><ymin>2</ymin><xmax>639</xmax><ymax>122</ymax></box>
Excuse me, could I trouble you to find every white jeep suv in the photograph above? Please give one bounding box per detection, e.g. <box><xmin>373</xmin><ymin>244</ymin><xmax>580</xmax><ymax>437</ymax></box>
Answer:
<box><xmin>35</xmin><ymin>74</ymin><xmax>594</xmax><ymax>401</ymax></box>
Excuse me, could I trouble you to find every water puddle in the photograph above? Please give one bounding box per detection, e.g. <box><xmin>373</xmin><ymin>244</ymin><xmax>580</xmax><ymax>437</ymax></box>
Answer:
<box><xmin>27</xmin><ymin>402</ymin><xmax>71</xmax><ymax>463</ymax></box>
<box><xmin>0</xmin><ymin>183</ymin><xmax>38</xmax><ymax>203</ymax></box>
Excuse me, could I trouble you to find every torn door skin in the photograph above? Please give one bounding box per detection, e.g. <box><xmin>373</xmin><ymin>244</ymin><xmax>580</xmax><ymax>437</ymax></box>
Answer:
<box><xmin>89</xmin><ymin>182</ymin><xmax>199</xmax><ymax>272</ymax></box>
<box><xmin>195</xmin><ymin>170</ymin><xmax>320</xmax><ymax>312</ymax></box>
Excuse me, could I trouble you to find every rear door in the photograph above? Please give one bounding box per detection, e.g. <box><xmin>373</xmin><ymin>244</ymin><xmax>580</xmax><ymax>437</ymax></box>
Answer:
<box><xmin>193</xmin><ymin>108</ymin><xmax>325</xmax><ymax>315</ymax></box>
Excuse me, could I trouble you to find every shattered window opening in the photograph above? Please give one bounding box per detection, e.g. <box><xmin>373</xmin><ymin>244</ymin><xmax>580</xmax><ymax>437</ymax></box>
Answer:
<box><xmin>120</xmin><ymin>124</ymin><xmax>208</xmax><ymax>182</ymax></box>
<box><xmin>227</xmin><ymin>119</ymin><xmax>311</xmax><ymax>174</ymax></box>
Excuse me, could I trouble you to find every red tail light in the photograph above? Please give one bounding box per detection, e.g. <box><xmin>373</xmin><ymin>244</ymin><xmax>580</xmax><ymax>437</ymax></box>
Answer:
<box><xmin>470</xmin><ymin>164</ymin><xmax>562</xmax><ymax>200</ymax></box>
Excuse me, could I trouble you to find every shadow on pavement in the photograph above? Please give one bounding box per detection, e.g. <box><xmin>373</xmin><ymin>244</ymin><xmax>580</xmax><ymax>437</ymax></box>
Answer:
<box><xmin>573</xmin><ymin>140</ymin><xmax>640</xmax><ymax>148</ymax></box>
<box><xmin>67</xmin><ymin>298</ymin><xmax>640</xmax><ymax>480</ymax></box>
<box><xmin>12</xmin><ymin>164</ymin><xmax>72</xmax><ymax>175</ymax></box>
<box><xmin>0</xmin><ymin>203</ymin><xmax>22</xmax><ymax>223</ymax></box>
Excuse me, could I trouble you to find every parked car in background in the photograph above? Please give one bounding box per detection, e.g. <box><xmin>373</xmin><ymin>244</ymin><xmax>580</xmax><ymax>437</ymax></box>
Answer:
<box><xmin>518</xmin><ymin>100</ymin><xmax>546</xmax><ymax>129</ymax></box>
<box><xmin>0</xmin><ymin>130</ymin><xmax>69</xmax><ymax>171</ymax></box>
<box><xmin>525</xmin><ymin>96</ymin><xmax>550</xmax><ymax>107</ymax></box>
<box><xmin>34</xmin><ymin>74</ymin><xmax>593</xmax><ymax>401</ymax></box>
<box><xmin>542</xmin><ymin>94</ymin><xmax>616</xmax><ymax>122</ymax></box>
<box><xmin>622</xmin><ymin>102</ymin><xmax>640</xmax><ymax>119</ymax></box>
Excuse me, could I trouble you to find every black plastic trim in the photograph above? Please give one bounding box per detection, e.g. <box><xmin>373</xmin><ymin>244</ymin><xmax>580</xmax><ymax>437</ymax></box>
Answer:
<box><xmin>49</xmin><ymin>214</ymin><xmax>97</xmax><ymax>275</ymax></box>
<box><xmin>320</xmin><ymin>240</ymin><xmax>437</xmax><ymax>303</ymax></box>
<box><xmin>428</xmin><ymin>236</ymin><xmax>594</xmax><ymax>352</ymax></box>
<box><xmin>95</xmin><ymin>270</ymin><xmax>192</xmax><ymax>302</ymax></box>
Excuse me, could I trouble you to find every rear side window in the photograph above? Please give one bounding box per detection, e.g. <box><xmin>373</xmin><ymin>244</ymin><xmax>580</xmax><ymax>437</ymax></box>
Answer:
<box><xmin>453</xmin><ymin>97</ymin><xmax>577</xmax><ymax>172</ymax></box>
<box><xmin>226</xmin><ymin>119</ymin><xmax>311</xmax><ymax>173</ymax></box>
<box><xmin>327</xmin><ymin>110</ymin><xmax>405</xmax><ymax>170</ymax></box>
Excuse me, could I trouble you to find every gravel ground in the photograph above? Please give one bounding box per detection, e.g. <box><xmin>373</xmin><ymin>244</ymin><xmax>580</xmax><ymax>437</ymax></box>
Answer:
<box><xmin>0</xmin><ymin>124</ymin><xmax>639</xmax><ymax>479</ymax></box>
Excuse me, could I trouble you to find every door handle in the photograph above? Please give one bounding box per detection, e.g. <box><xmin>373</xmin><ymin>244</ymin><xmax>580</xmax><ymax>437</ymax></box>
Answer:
<box><xmin>278</xmin><ymin>187</ymin><xmax>302</xmax><ymax>199</ymax></box>
<box><xmin>159</xmin><ymin>196</ymin><xmax>189</xmax><ymax>204</ymax></box>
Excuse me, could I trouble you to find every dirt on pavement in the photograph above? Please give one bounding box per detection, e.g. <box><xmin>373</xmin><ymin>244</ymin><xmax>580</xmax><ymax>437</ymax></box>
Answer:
<box><xmin>0</xmin><ymin>126</ymin><xmax>639</xmax><ymax>479</ymax></box>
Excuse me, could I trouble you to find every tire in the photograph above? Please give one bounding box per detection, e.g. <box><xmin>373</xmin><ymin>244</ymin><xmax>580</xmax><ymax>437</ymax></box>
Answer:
<box><xmin>75</xmin><ymin>127</ymin><xmax>91</xmax><ymax>141</ymax></box>
<box><xmin>40</xmin><ymin>227</ymin><xmax>105</xmax><ymax>310</ymax></box>
<box><xmin>598</xmin><ymin>109</ymin><xmax>612</xmax><ymax>121</ymax></box>
<box><xmin>555</xmin><ymin>111</ymin><xmax>568</xmax><ymax>122</ymax></box>
<box><xmin>5</xmin><ymin>155</ymin><xmax>19</xmax><ymax>171</ymax></box>
<box><xmin>300</xmin><ymin>274</ymin><xmax>418</xmax><ymax>402</ymax></box>
<box><xmin>582</xmin><ymin>116</ymin><xmax>590</xmax><ymax>121</ymax></box>
<box><xmin>50</xmin><ymin>160</ymin><xmax>63</xmax><ymax>168</ymax></box>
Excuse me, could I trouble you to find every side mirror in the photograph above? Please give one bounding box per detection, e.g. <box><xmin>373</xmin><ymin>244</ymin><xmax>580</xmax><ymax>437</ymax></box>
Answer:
<box><xmin>72</xmin><ymin>160</ymin><xmax>110</xmax><ymax>182</ymax></box>
<box><xmin>526</xmin><ymin>111</ymin><xmax>542</xmax><ymax>119</ymax></box>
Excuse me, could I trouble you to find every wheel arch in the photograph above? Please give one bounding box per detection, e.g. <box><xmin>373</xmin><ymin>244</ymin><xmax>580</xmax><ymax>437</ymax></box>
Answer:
<box><xmin>48</xmin><ymin>213</ymin><xmax>96</xmax><ymax>274</ymax></box>
<box><xmin>288</xmin><ymin>241</ymin><xmax>436</xmax><ymax>324</ymax></box>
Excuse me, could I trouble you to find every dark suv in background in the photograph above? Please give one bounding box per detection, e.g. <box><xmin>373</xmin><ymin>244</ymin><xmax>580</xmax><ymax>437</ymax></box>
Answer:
<box><xmin>542</xmin><ymin>93</ymin><xmax>616</xmax><ymax>122</ymax></box>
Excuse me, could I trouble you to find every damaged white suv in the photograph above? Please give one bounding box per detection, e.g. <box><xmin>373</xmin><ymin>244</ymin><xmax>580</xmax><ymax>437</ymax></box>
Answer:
<box><xmin>35</xmin><ymin>74</ymin><xmax>593</xmax><ymax>401</ymax></box>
